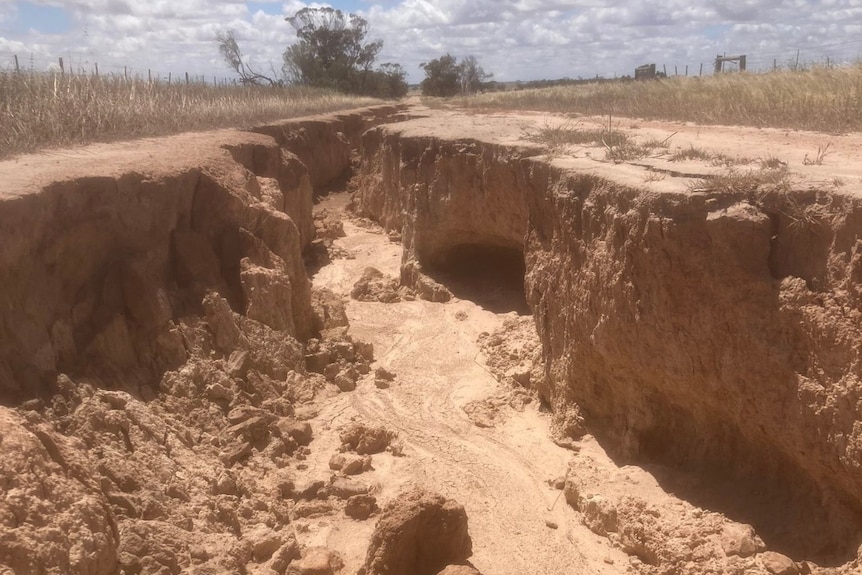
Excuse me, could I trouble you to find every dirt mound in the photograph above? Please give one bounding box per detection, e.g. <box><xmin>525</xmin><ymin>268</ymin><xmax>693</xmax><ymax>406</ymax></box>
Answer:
<box><xmin>350</xmin><ymin>267</ymin><xmax>413</xmax><ymax>303</ymax></box>
<box><xmin>315</xmin><ymin>208</ymin><xmax>347</xmax><ymax>240</ymax></box>
<box><xmin>478</xmin><ymin>316</ymin><xmax>543</xmax><ymax>391</ymax></box>
<box><xmin>462</xmin><ymin>388</ymin><xmax>531</xmax><ymax>428</ymax></box>
<box><xmin>338</xmin><ymin>421</ymin><xmax>398</xmax><ymax>455</ymax></box>
<box><xmin>0</xmin><ymin>408</ymin><xmax>118</xmax><ymax>575</ymax></box>
<box><xmin>359</xmin><ymin>489</ymin><xmax>473</xmax><ymax>575</ymax></box>
<box><xmin>560</xmin><ymin>439</ymin><xmax>854</xmax><ymax>575</ymax></box>
<box><xmin>463</xmin><ymin>317</ymin><xmax>540</xmax><ymax>428</ymax></box>
<box><xmin>305</xmin><ymin>332</ymin><xmax>373</xmax><ymax>393</ymax></box>
<box><xmin>311</xmin><ymin>287</ymin><xmax>350</xmax><ymax>334</ymax></box>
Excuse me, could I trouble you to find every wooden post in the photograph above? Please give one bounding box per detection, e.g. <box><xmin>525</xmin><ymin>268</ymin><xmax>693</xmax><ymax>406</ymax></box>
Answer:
<box><xmin>773</xmin><ymin>58</ymin><xmax>777</xmax><ymax>72</ymax></box>
<box><xmin>685</xmin><ymin>64</ymin><xmax>688</xmax><ymax>77</ymax></box>
<box><xmin>59</xmin><ymin>57</ymin><xmax>64</xmax><ymax>75</ymax></box>
<box><xmin>699</xmin><ymin>63</ymin><xmax>703</xmax><ymax>76</ymax></box>
<box><xmin>124</xmin><ymin>66</ymin><xmax>128</xmax><ymax>80</ymax></box>
<box><xmin>795</xmin><ymin>49</ymin><xmax>800</xmax><ymax>71</ymax></box>
<box><xmin>94</xmin><ymin>63</ymin><xmax>99</xmax><ymax>77</ymax></box>
<box><xmin>14</xmin><ymin>54</ymin><xmax>20</xmax><ymax>74</ymax></box>
<box><xmin>148</xmin><ymin>69</ymin><xmax>152</xmax><ymax>83</ymax></box>
<box><xmin>168</xmin><ymin>72</ymin><xmax>171</xmax><ymax>84</ymax></box>
<box><xmin>674</xmin><ymin>65</ymin><xmax>678</xmax><ymax>76</ymax></box>
<box><xmin>663</xmin><ymin>64</ymin><xmax>667</xmax><ymax>76</ymax></box>
<box><xmin>185</xmin><ymin>72</ymin><xmax>189</xmax><ymax>84</ymax></box>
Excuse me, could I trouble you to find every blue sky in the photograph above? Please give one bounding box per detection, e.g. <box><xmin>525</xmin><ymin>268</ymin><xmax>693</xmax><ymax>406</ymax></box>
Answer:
<box><xmin>11</xmin><ymin>2</ymin><xmax>71</xmax><ymax>35</ymax></box>
<box><xmin>1</xmin><ymin>1</ymin><xmax>861</xmax><ymax>82</ymax></box>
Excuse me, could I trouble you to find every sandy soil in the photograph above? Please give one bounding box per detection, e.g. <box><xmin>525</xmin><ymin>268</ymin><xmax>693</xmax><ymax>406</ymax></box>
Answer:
<box><xmin>299</xmin><ymin>192</ymin><xmax>632</xmax><ymax>574</ymax></box>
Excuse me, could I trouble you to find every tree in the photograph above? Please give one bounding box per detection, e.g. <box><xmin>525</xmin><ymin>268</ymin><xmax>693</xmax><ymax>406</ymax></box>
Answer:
<box><xmin>216</xmin><ymin>30</ymin><xmax>279</xmax><ymax>86</ymax></box>
<box><xmin>420</xmin><ymin>54</ymin><xmax>493</xmax><ymax>97</ymax></box>
<box><xmin>282</xmin><ymin>7</ymin><xmax>406</xmax><ymax>98</ymax></box>
<box><xmin>459</xmin><ymin>55</ymin><xmax>493</xmax><ymax>95</ymax></box>
<box><xmin>368</xmin><ymin>63</ymin><xmax>410</xmax><ymax>98</ymax></box>
<box><xmin>419</xmin><ymin>54</ymin><xmax>462</xmax><ymax>97</ymax></box>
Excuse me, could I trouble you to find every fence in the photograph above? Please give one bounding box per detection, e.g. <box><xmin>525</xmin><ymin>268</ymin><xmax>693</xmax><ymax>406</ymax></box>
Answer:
<box><xmin>0</xmin><ymin>51</ymin><xmax>239</xmax><ymax>87</ymax></box>
<box><xmin>621</xmin><ymin>39</ymin><xmax>862</xmax><ymax>79</ymax></box>
<box><xmin>4</xmin><ymin>39</ymin><xmax>862</xmax><ymax>86</ymax></box>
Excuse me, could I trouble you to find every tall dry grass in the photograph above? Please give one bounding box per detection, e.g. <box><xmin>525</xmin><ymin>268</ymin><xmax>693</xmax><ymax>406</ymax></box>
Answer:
<box><xmin>0</xmin><ymin>72</ymin><xmax>382</xmax><ymax>159</ymax></box>
<box><xmin>448</xmin><ymin>65</ymin><xmax>862</xmax><ymax>133</ymax></box>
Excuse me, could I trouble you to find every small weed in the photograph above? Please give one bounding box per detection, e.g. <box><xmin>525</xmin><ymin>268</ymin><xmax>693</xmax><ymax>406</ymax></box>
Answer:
<box><xmin>603</xmin><ymin>138</ymin><xmax>645</xmax><ymax>162</ymax></box>
<box><xmin>670</xmin><ymin>145</ymin><xmax>750</xmax><ymax>166</ymax></box>
<box><xmin>691</xmin><ymin>165</ymin><xmax>818</xmax><ymax>229</ymax></box>
<box><xmin>526</xmin><ymin>119</ymin><xmax>628</xmax><ymax>153</ymax></box>
<box><xmin>641</xmin><ymin>133</ymin><xmax>676</xmax><ymax>150</ymax></box>
<box><xmin>802</xmin><ymin>142</ymin><xmax>832</xmax><ymax>165</ymax></box>
<box><xmin>691</xmin><ymin>166</ymin><xmax>791</xmax><ymax>194</ymax></box>
<box><xmin>671</xmin><ymin>145</ymin><xmax>712</xmax><ymax>162</ymax></box>
<box><xmin>760</xmin><ymin>156</ymin><xmax>788</xmax><ymax>169</ymax></box>
<box><xmin>643</xmin><ymin>171</ymin><xmax>667</xmax><ymax>183</ymax></box>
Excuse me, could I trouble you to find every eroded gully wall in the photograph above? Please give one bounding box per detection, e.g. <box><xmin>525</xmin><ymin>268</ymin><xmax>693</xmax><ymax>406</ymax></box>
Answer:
<box><xmin>353</xmin><ymin>124</ymin><xmax>862</xmax><ymax>556</ymax></box>
<box><xmin>0</xmin><ymin>105</ymin><xmax>403</xmax><ymax>403</ymax></box>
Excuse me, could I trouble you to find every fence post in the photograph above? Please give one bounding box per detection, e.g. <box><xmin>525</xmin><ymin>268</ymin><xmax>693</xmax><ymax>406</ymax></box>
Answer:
<box><xmin>662</xmin><ymin>64</ymin><xmax>667</xmax><ymax>76</ymax></box>
<box><xmin>773</xmin><ymin>58</ymin><xmax>777</xmax><ymax>72</ymax></box>
<box><xmin>14</xmin><ymin>54</ymin><xmax>20</xmax><ymax>74</ymax></box>
<box><xmin>124</xmin><ymin>66</ymin><xmax>128</xmax><ymax>80</ymax></box>
<box><xmin>685</xmin><ymin>64</ymin><xmax>688</xmax><ymax>77</ymax></box>
<box><xmin>168</xmin><ymin>72</ymin><xmax>171</xmax><ymax>84</ymax></box>
<box><xmin>794</xmin><ymin>50</ymin><xmax>800</xmax><ymax>71</ymax></box>
<box><xmin>185</xmin><ymin>72</ymin><xmax>189</xmax><ymax>84</ymax></box>
<box><xmin>699</xmin><ymin>63</ymin><xmax>703</xmax><ymax>76</ymax></box>
<box><xmin>59</xmin><ymin>57</ymin><xmax>64</xmax><ymax>75</ymax></box>
<box><xmin>148</xmin><ymin>69</ymin><xmax>152</xmax><ymax>83</ymax></box>
<box><xmin>94</xmin><ymin>63</ymin><xmax>99</xmax><ymax>77</ymax></box>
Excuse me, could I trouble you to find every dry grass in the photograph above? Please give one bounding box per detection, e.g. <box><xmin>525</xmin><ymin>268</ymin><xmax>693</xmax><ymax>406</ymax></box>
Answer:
<box><xmin>691</xmin><ymin>166</ymin><xmax>793</xmax><ymax>195</ymax></box>
<box><xmin>525</xmin><ymin>120</ymin><xmax>627</xmax><ymax>151</ymax></box>
<box><xmin>449</xmin><ymin>65</ymin><xmax>862</xmax><ymax>133</ymax></box>
<box><xmin>0</xmin><ymin>71</ymin><xmax>382</xmax><ymax>159</ymax></box>
<box><xmin>689</xmin><ymin>165</ymin><xmax>821</xmax><ymax>228</ymax></box>
<box><xmin>670</xmin><ymin>145</ymin><xmax>752</xmax><ymax>166</ymax></box>
<box><xmin>526</xmin><ymin>119</ymin><xmax>672</xmax><ymax>162</ymax></box>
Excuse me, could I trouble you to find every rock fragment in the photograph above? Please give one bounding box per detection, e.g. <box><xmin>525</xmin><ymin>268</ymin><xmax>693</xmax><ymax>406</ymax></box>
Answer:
<box><xmin>759</xmin><ymin>551</ymin><xmax>799</xmax><ymax>575</ymax></box>
<box><xmin>287</xmin><ymin>547</ymin><xmax>344</xmax><ymax>575</ymax></box>
<box><xmin>359</xmin><ymin>489</ymin><xmax>472</xmax><ymax>575</ymax></box>
<box><xmin>345</xmin><ymin>495</ymin><xmax>378</xmax><ymax>520</ymax></box>
<box><xmin>339</xmin><ymin>422</ymin><xmax>397</xmax><ymax>455</ymax></box>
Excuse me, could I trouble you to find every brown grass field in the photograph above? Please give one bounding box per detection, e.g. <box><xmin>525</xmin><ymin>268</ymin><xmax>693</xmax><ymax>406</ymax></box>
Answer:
<box><xmin>445</xmin><ymin>64</ymin><xmax>862</xmax><ymax>134</ymax></box>
<box><xmin>0</xmin><ymin>72</ymin><xmax>381</xmax><ymax>159</ymax></box>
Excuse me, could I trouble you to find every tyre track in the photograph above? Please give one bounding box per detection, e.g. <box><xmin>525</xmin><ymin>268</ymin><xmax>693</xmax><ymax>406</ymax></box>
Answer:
<box><xmin>312</xmin><ymin>193</ymin><xmax>628</xmax><ymax>574</ymax></box>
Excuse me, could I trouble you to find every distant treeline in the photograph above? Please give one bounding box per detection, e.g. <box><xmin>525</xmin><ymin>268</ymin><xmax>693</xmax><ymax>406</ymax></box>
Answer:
<box><xmin>483</xmin><ymin>73</ymin><xmax>671</xmax><ymax>92</ymax></box>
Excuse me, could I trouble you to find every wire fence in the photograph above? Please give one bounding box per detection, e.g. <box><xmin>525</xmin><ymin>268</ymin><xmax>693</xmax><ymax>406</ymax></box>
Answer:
<box><xmin>2</xmin><ymin>40</ymin><xmax>862</xmax><ymax>86</ymax></box>
<box><xmin>642</xmin><ymin>40</ymin><xmax>862</xmax><ymax>79</ymax></box>
<box><xmin>0</xmin><ymin>51</ymin><xmax>239</xmax><ymax>86</ymax></box>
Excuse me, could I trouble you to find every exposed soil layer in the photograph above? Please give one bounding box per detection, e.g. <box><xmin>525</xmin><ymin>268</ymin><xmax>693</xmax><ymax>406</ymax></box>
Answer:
<box><xmin>2</xmin><ymin>102</ymin><xmax>862</xmax><ymax>575</ymax></box>
<box><xmin>352</xmin><ymin>108</ymin><xmax>862</xmax><ymax>568</ymax></box>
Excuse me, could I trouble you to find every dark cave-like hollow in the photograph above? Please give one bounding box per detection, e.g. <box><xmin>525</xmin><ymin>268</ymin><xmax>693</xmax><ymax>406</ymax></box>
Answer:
<box><xmin>425</xmin><ymin>243</ymin><xmax>530</xmax><ymax>315</ymax></box>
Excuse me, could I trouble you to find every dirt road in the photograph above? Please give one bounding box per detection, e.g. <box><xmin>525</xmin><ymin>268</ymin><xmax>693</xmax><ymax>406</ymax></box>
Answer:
<box><xmin>299</xmin><ymin>192</ymin><xmax>630</xmax><ymax>574</ymax></box>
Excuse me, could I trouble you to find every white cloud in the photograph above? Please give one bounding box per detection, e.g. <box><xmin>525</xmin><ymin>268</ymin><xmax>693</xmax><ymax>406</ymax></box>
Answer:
<box><xmin>0</xmin><ymin>0</ymin><xmax>861</xmax><ymax>82</ymax></box>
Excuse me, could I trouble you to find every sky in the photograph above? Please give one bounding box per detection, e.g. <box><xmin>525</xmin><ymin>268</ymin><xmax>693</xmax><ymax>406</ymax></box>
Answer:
<box><xmin>1</xmin><ymin>1</ymin><xmax>861</xmax><ymax>83</ymax></box>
